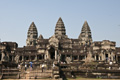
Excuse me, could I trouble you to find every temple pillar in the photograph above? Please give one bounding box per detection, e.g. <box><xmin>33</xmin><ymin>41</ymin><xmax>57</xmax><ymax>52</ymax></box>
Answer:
<box><xmin>95</xmin><ymin>55</ymin><xmax>96</xmax><ymax>61</ymax></box>
<box><xmin>42</xmin><ymin>54</ymin><xmax>44</xmax><ymax>59</ymax></box>
<box><xmin>111</xmin><ymin>53</ymin><xmax>113</xmax><ymax>61</ymax></box>
<box><xmin>44</xmin><ymin>54</ymin><xmax>46</xmax><ymax>60</ymax></box>
<box><xmin>103</xmin><ymin>53</ymin><xmax>105</xmax><ymax>60</ymax></box>
<box><xmin>78</xmin><ymin>55</ymin><xmax>79</xmax><ymax>61</ymax></box>
<box><xmin>29</xmin><ymin>55</ymin><xmax>31</xmax><ymax>61</ymax></box>
<box><xmin>1</xmin><ymin>50</ymin><xmax>5</xmax><ymax>61</ymax></box>
<box><xmin>85</xmin><ymin>55</ymin><xmax>86</xmax><ymax>60</ymax></box>
<box><xmin>108</xmin><ymin>53</ymin><xmax>110</xmax><ymax>61</ymax></box>
<box><xmin>22</xmin><ymin>56</ymin><xmax>24</xmax><ymax>61</ymax></box>
<box><xmin>35</xmin><ymin>55</ymin><xmax>37</xmax><ymax>61</ymax></box>
<box><xmin>55</xmin><ymin>50</ymin><xmax>57</xmax><ymax>60</ymax></box>
<box><xmin>46</xmin><ymin>51</ymin><xmax>49</xmax><ymax>60</ymax></box>
<box><xmin>101</xmin><ymin>54</ymin><xmax>103</xmax><ymax>60</ymax></box>
<box><xmin>12</xmin><ymin>56</ymin><xmax>14</xmax><ymax>61</ymax></box>
<box><xmin>99</xmin><ymin>56</ymin><xmax>100</xmax><ymax>61</ymax></box>
<box><xmin>71</xmin><ymin>55</ymin><xmax>73</xmax><ymax>61</ymax></box>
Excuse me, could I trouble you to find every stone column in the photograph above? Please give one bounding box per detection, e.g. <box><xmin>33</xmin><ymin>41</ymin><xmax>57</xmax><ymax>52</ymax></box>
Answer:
<box><xmin>71</xmin><ymin>55</ymin><xmax>73</xmax><ymax>61</ymax></box>
<box><xmin>12</xmin><ymin>56</ymin><xmax>14</xmax><ymax>61</ymax></box>
<box><xmin>102</xmin><ymin>53</ymin><xmax>105</xmax><ymax>60</ymax></box>
<box><xmin>1</xmin><ymin>50</ymin><xmax>5</xmax><ymax>61</ymax></box>
<box><xmin>108</xmin><ymin>53</ymin><xmax>110</xmax><ymax>61</ymax></box>
<box><xmin>99</xmin><ymin>56</ymin><xmax>100</xmax><ymax>61</ymax></box>
<box><xmin>42</xmin><ymin>54</ymin><xmax>44</xmax><ymax>59</ymax></box>
<box><xmin>111</xmin><ymin>53</ymin><xmax>113</xmax><ymax>61</ymax></box>
<box><xmin>35</xmin><ymin>55</ymin><xmax>37</xmax><ymax>61</ymax></box>
<box><xmin>46</xmin><ymin>51</ymin><xmax>49</xmax><ymax>60</ymax></box>
<box><xmin>55</xmin><ymin>50</ymin><xmax>57</xmax><ymax>60</ymax></box>
<box><xmin>22</xmin><ymin>55</ymin><xmax>24</xmax><ymax>61</ymax></box>
<box><xmin>78</xmin><ymin>55</ymin><xmax>79</xmax><ymax>61</ymax></box>
<box><xmin>101</xmin><ymin>54</ymin><xmax>103</xmax><ymax>60</ymax></box>
<box><xmin>95</xmin><ymin>55</ymin><xmax>96</xmax><ymax>61</ymax></box>
<box><xmin>29</xmin><ymin>55</ymin><xmax>31</xmax><ymax>61</ymax></box>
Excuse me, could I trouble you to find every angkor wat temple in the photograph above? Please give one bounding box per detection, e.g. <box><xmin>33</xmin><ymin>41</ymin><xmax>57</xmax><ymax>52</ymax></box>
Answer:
<box><xmin>0</xmin><ymin>17</ymin><xmax>120</xmax><ymax>79</ymax></box>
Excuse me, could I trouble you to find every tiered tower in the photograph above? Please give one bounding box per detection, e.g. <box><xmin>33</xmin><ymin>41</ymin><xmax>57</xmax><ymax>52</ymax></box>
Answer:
<box><xmin>78</xmin><ymin>21</ymin><xmax>92</xmax><ymax>45</ymax></box>
<box><xmin>26</xmin><ymin>22</ymin><xmax>38</xmax><ymax>46</ymax></box>
<box><xmin>54</xmin><ymin>17</ymin><xmax>68</xmax><ymax>39</ymax></box>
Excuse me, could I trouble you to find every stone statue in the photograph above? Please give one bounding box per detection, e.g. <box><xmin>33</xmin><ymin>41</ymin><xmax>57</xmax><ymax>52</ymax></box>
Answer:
<box><xmin>15</xmin><ymin>55</ymin><xmax>19</xmax><ymax>63</ymax></box>
<box><xmin>1</xmin><ymin>51</ymin><xmax>9</xmax><ymax>61</ymax></box>
<box><xmin>65</xmin><ymin>57</ymin><xmax>72</xmax><ymax>64</ymax></box>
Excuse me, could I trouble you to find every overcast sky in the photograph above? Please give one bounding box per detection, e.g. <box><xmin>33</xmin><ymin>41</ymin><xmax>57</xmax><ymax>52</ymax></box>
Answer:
<box><xmin>0</xmin><ymin>0</ymin><xmax>120</xmax><ymax>47</ymax></box>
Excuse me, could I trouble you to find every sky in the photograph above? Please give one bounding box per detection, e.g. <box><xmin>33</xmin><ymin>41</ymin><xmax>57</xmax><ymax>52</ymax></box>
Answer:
<box><xmin>0</xmin><ymin>0</ymin><xmax>120</xmax><ymax>47</ymax></box>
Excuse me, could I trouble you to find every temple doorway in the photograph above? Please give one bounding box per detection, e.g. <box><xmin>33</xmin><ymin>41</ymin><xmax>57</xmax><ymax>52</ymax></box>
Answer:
<box><xmin>19</xmin><ymin>56</ymin><xmax>22</xmax><ymax>61</ymax></box>
<box><xmin>105</xmin><ymin>54</ymin><xmax>108</xmax><ymax>61</ymax></box>
<box><xmin>118</xmin><ymin>56</ymin><xmax>120</xmax><ymax>63</ymax></box>
<box><xmin>49</xmin><ymin>47</ymin><xmax>55</xmax><ymax>60</ymax></box>
<box><xmin>9</xmin><ymin>55</ymin><xmax>12</xmax><ymax>61</ymax></box>
<box><xmin>96</xmin><ymin>55</ymin><xmax>99</xmax><ymax>61</ymax></box>
<box><xmin>61</xmin><ymin>54</ymin><xmax>65</xmax><ymax>62</ymax></box>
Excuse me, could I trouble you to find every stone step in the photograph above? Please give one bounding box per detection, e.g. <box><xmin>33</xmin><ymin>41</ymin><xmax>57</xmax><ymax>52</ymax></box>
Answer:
<box><xmin>2</xmin><ymin>76</ymin><xmax>18</xmax><ymax>79</ymax></box>
<box><xmin>25</xmin><ymin>70</ymin><xmax>53</xmax><ymax>73</ymax></box>
<box><xmin>2</xmin><ymin>72</ymin><xmax>20</xmax><ymax>74</ymax></box>
<box><xmin>2</xmin><ymin>79</ymin><xmax>62</xmax><ymax>80</ymax></box>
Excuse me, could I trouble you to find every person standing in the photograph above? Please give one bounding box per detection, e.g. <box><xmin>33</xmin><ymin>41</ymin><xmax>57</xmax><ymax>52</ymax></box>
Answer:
<box><xmin>18</xmin><ymin>64</ymin><xmax>21</xmax><ymax>70</ymax></box>
<box><xmin>29</xmin><ymin>62</ymin><xmax>33</xmax><ymax>70</ymax></box>
<box><xmin>42</xmin><ymin>63</ymin><xmax>44</xmax><ymax>72</ymax></box>
<box><xmin>25</xmin><ymin>63</ymin><xmax>27</xmax><ymax>71</ymax></box>
<box><xmin>53</xmin><ymin>63</ymin><xmax>55</xmax><ymax>69</ymax></box>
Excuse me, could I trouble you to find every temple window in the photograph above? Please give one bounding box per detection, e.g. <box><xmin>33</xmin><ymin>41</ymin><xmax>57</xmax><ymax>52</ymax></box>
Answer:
<box><xmin>24</xmin><ymin>56</ymin><xmax>29</xmax><ymax>61</ymax></box>
<box><xmin>96</xmin><ymin>55</ymin><xmax>99</xmax><ymax>61</ymax></box>
<box><xmin>67</xmin><ymin>55</ymin><xmax>70</xmax><ymax>57</ymax></box>
<box><xmin>79</xmin><ymin>56</ymin><xmax>84</xmax><ymax>60</ymax></box>
<box><xmin>19</xmin><ymin>56</ymin><xmax>22</xmax><ymax>61</ymax></box>
<box><xmin>73</xmin><ymin>56</ymin><xmax>77</xmax><ymax>60</ymax></box>
<box><xmin>9</xmin><ymin>55</ymin><xmax>12</xmax><ymax>61</ymax></box>
<box><xmin>37</xmin><ymin>55</ymin><xmax>42</xmax><ymax>60</ymax></box>
<box><xmin>31</xmin><ymin>56</ymin><xmax>35</xmax><ymax>60</ymax></box>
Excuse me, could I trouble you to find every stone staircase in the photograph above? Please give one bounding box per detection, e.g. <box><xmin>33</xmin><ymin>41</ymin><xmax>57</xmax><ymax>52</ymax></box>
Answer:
<box><xmin>20</xmin><ymin>68</ymin><xmax>53</xmax><ymax>79</ymax></box>
<box><xmin>2</xmin><ymin>68</ymin><xmax>20</xmax><ymax>79</ymax></box>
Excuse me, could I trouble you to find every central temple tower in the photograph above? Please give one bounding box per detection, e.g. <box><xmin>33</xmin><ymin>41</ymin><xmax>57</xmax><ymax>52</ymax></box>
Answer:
<box><xmin>54</xmin><ymin>17</ymin><xmax>68</xmax><ymax>39</ymax></box>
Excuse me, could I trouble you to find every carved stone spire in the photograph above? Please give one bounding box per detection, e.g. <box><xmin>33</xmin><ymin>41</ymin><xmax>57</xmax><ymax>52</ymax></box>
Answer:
<box><xmin>54</xmin><ymin>17</ymin><xmax>67</xmax><ymax>39</ymax></box>
<box><xmin>78</xmin><ymin>21</ymin><xmax>92</xmax><ymax>45</ymax></box>
<box><xmin>26</xmin><ymin>22</ymin><xmax>38</xmax><ymax>46</ymax></box>
<box><xmin>38</xmin><ymin>34</ymin><xmax>43</xmax><ymax>39</ymax></box>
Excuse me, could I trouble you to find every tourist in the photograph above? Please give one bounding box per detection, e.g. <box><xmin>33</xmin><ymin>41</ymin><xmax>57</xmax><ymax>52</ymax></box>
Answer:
<box><xmin>109</xmin><ymin>61</ymin><xmax>112</xmax><ymax>65</ymax></box>
<box><xmin>109</xmin><ymin>67</ymin><xmax>111</xmax><ymax>70</ymax></box>
<box><xmin>53</xmin><ymin>63</ymin><xmax>55</xmax><ymax>69</ymax></box>
<box><xmin>29</xmin><ymin>62</ymin><xmax>33</xmax><ymax>70</ymax></box>
<box><xmin>25</xmin><ymin>63</ymin><xmax>27</xmax><ymax>71</ymax></box>
<box><xmin>18</xmin><ymin>64</ymin><xmax>21</xmax><ymax>70</ymax></box>
<box><xmin>42</xmin><ymin>63</ymin><xmax>44</xmax><ymax>72</ymax></box>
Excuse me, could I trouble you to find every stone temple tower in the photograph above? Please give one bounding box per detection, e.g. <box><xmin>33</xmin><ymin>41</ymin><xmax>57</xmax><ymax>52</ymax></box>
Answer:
<box><xmin>78</xmin><ymin>21</ymin><xmax>92</xmax><ymax>45</ymax></box>
<box><xmin>55</xmin><ymin>17</ymin><xmax>68</xmax><ymax>39</ymax></box>
<box><xmin>26</xmin><ymin>22</ymin><xmax>38</xmax><ymax>46</ymax></box>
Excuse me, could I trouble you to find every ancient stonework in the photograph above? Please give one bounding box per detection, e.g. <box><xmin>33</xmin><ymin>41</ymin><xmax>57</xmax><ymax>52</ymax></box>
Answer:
<box><xmin>0</xmin><ymin>17</ymin><xmax>120</xmax><ymax>79</ymax></box>
<box><xmin>26</xmin><ymin>22</ymin><xmax>38</xmax><ymax>46</ymax></box>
